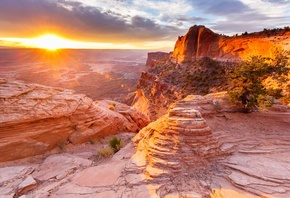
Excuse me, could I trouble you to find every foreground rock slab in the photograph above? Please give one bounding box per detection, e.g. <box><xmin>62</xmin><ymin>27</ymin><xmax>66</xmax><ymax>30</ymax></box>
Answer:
<box><xmin>0</xmin><ymin>78</ymin><xmax>149</xmax><ymax>162</ymax></box>
<box><xmin>1</xmin><ymin>94</ymin><xmax>290</xmax><ymax>198</ymax></box>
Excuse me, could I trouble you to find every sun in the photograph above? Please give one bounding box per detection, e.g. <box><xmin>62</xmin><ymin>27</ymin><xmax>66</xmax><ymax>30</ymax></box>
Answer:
<box><xmin>30</xmin><ymin>34</ymin><xmax>70</xmax><ymax>50</ymax></box>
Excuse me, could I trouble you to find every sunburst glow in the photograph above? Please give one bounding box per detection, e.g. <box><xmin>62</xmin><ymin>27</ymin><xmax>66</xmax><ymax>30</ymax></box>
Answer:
<box><xmin>29</xmin><ymin>34</ymin><xmax>71</xmax><ymax>50</ymax></box>
<box><xmin>0</xmin><ymin>34</ymin><xmax>138</xmax><ymax>49</ymax></box>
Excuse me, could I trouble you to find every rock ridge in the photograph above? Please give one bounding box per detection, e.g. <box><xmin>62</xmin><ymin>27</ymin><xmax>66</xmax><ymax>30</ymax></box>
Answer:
<box><xmin>0</xmin><ymin>78</ymin><xmax>149</xmax><ymax>162</ymax></box>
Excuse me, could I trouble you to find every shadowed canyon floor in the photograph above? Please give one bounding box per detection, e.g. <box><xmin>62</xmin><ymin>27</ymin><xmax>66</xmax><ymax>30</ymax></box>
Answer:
<box><xmin>1</xmin><ymin>95</ymin><xmax>290</xmax><ymax>198</ymax></box>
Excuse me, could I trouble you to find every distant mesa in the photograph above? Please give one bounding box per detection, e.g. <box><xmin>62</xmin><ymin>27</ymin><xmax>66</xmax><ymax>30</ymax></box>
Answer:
<box><xmin>170</xmin><ymin>25</ymin><xmax>290</xmax><ymax>63</ymax></box>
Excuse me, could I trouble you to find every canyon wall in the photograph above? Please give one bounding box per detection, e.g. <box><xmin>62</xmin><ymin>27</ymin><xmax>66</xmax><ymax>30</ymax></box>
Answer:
<box><xmin>171</xmin><ymin>25</ymin><xmax>290</xmax><ymax>63</ymax></box>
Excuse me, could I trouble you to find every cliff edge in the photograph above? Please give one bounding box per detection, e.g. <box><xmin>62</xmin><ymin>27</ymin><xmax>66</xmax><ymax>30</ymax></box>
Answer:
<box><xmin>171</xmin><ymin>25</ymin><xmax>290</xmax><ymax>63</ymax></box>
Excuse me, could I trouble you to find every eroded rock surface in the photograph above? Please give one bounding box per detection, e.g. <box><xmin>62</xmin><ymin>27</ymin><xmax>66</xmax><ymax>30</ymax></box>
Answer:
<box><xmin>1</xmin><ymin>94</ymin><xmax>290</xmax><ymax>198</ymax></box>
<box><xmin>0</xmin><ymin>79</ymin><xmax>149</xmax><ymax>162</ymax></box>
<box><xmin>133</xmin><ymin>98</ymin><xmax>223</xmax><ymax>178</ymax></box>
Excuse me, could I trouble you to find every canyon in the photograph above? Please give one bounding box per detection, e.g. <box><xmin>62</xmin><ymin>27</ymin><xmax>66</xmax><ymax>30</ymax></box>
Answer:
<box><xmin>0</xmin><ymin>49</ymin><xmax>147</xmax><ymax>103</ymax></box>
<box><xmin>1</xmin><ymin>25</ymin><xmax>290</xmax><ymax>198</ymax></box>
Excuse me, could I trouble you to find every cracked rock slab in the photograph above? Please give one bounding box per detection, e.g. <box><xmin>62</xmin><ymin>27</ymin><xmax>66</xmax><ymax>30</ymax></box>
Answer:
<box><xmin>72</xmin><ymin>161</ymin><xmax>126</xmax><ymax>187</ymax></box>
<box><xmin>32</xmin><ymin>154</ymin><xmax>92</xmax><ymax>181</ymax></box>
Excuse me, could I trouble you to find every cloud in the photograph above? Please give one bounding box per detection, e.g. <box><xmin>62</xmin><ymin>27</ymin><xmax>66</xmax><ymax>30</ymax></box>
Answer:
<box><xmin>188</xmin><ymin>0</ymin><xmax>290</xmax><ymax>35</ymax></box>
<box><xmin>0</xmin><ymin>0</ymin><xmax>181</xmax><ymax>44</ymax></box>
<box><xmin>0</xmin><ymin>0</ymin><xmax>289</xmax><ymax>48</ymax></box>
<box><xmin>207</xmin><ymin>0</ymin><xmax>250</xmax><ymax>15</ymax></box>
<box><xmin>262</xmin><ymin>0</ymin><xmax>290</xmax><ymax>4</ymax></box>
<box><xmin>190</xmin><ymin>0</ymin><xmax>251</xmax><ymax>16</ymax></box>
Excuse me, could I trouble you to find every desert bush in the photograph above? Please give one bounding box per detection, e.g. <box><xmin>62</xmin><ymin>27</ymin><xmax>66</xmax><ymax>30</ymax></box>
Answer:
<box><xmin>96</xmin><ymin>147</ymin><xmax>115</xmax><ymax>158</ymax></box>
<box><xmin>109</xmin><ymin>137</ymin><xmax>124</xmax><ymax>152</ymax></box>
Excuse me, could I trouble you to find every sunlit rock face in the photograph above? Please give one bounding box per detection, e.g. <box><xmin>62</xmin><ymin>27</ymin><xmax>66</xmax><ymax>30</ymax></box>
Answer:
<box><xmin>0</xmin><ymin>78</ymin><xmax>149</xmax><ymax>162</ymax></box>
<box><xmin>171</xmin><ymin>25</ymin><xmax>288</xmax><ymax>63</ymax></box>
<box><xmin>133</xmin><ymin>96</ymin><xmax>223</xmax><ymax>178</ymax></box>
<box><xmin>146</xmin><ymin>52</ymin><xmax>170</xmax><ymax>67</ymax></box>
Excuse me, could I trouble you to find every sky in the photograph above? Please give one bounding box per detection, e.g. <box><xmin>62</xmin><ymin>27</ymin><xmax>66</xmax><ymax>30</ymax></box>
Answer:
<box><xmin>0</xmin><ymin>0</ymin><xmax>289</xmax><ymax>49</ymax></box>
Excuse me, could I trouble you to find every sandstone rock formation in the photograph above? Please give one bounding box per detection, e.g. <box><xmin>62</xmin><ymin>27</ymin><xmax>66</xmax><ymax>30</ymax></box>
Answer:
<box><xmin>133</xmin><ymin>71</ymin><xmax>182</xmax><ymax>121</ymax></box>
<box><xmin>0</xmin><ymin>78</ymin><xmax>149</xmax><ymax>162</ymax></box>
<box><xmin>146</xmin><ymin>52</ymin><xmax>170</xmax><ymax>67</ymax></box>
<box><xmin>133</xmin><ymin>26</ymin><xmax>290</xmax><ymax>120</ymax></box>
<box><xmin>133</xmin><ymin>97</ymin><xmax>223</xmax><ymax>177</ymax></box>
<box><xmin>1</xmin><ymin>94</ymin><xmax>290</xmax><ymax>198</ymax></box>
<box><xmin>171</xmin><ymin>25</ymin><xmax>290</xmax><ymax>63</ymax></box>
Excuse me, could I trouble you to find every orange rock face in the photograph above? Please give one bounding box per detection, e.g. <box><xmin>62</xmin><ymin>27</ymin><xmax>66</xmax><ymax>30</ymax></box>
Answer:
<box><xmin>0</xmin><ymin>78</ymin><xmax>149</xmax><ymax>162</ymax></box>
<box><xmin>171</xmin><ymin>25</ymin><xmax>288</xmax><ymax>63</ymax></box>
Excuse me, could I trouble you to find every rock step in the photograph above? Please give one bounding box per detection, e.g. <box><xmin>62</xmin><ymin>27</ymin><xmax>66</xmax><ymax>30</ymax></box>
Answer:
<box><xmin>169</xmin><ymin>108</ymin><xmax>202</xmax><ymax>118</ymax></box>
<box><xmin>149</xmin><ymin>157</ymin><xmax>181</xmax><ymax>169</ymax></box>
<box><xmin>165</xmin><ymin>127</ymin><xmax>212</xmax><ymax>136</ymax></box>
<box><xmin>167</xmin><ymin>118</ymin><xmax>207</xmax><ymax>128</ymax></box>
<box><xmin>145</xmin><ymin>165</ymin><xmax>175</xmax><ymax>178</ymax></box>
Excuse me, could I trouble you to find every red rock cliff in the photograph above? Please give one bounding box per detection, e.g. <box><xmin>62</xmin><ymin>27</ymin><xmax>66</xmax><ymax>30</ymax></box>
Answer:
<box><xmin>171</xmin><ymin>25</ymin><xmax>289</xmax><ymax>63</ymax></box>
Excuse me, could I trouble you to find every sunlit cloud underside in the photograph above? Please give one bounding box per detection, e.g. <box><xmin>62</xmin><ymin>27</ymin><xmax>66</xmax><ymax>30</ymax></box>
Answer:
<box><xmin>0</xmin><ymin>0</ymin><xmax>289</xmax><ymax>49</ymax></box>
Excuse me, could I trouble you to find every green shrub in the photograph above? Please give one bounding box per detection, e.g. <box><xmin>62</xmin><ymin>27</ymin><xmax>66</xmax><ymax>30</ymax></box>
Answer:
<box><xmin>228</xmin><ymin>51</ymin><xmax>289</xmax><ymax>110</ymax></box>
<box><xmin>109</xmin><ymin>137</ymin><xmax>124</xmax><ymax>152</ymax></box>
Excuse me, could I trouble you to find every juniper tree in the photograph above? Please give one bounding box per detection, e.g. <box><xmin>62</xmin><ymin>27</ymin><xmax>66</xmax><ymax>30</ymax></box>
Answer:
<box><xmin>228</xmin><ymin>50</ymin><xmax>289</xmax><ymax>109</ymax></box>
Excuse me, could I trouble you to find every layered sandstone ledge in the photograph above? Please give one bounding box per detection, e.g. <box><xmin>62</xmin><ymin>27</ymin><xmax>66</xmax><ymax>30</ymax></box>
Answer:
<box><xmin>132</xmin><ymin>96</ymin><xmax>224</xmax><ymax>178</ymax></box>
<box><xmin>0</xmin><ymin>78</ymin><xmax>149</xmax><ymax>162</ymax></box>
